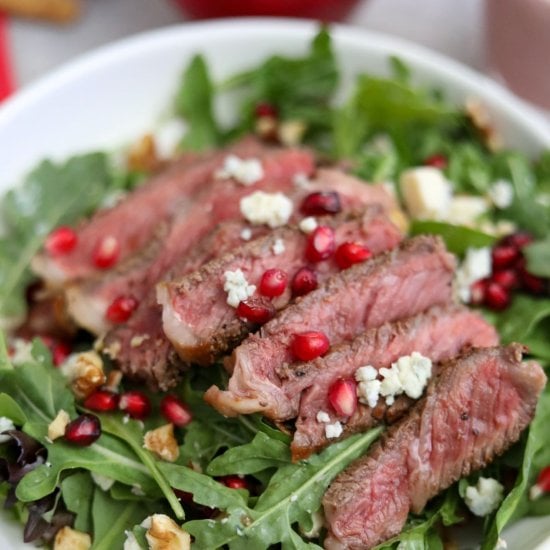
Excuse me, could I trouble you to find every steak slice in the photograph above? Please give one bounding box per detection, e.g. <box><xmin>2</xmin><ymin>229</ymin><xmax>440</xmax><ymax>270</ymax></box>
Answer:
<box><xmin>288</xmin><ymin>305</ymin><xmax>499</xmax><ymax>460</ymax></box>
<box><xmin>204</xmin><ymin>235</ymin><xmax>456</xmax><ymax>421</ymax></box>
<box><xmin>31</xmin><ymin>137</ymin><xmax>267</xmax><ymax>286</ymax></box>
<box><xmin>323</xmin><ymin>344</ymin><xmax>546</xmax><ymax>550</ymax></box>
<box><xmin>65</xmin><ymin>146</ymin><xmax>315</xmax><ymax>334</ymax></box>
<box><xmin>159</xmin><ymin>206</ymin><xmax>402</xmax><ymax>367</ymax></box>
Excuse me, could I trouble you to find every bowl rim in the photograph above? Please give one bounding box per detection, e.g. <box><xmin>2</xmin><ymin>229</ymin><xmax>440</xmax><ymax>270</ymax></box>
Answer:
<box><xmin>1</xmin><ymin>17</ymin><xmax>549</xmax><ymax>148</ymax></box>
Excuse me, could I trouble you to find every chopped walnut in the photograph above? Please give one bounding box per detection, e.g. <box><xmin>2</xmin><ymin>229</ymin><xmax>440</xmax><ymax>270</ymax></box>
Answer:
<box><xmin>53</xmin><ymin>526</ymin><xmax>91</xmax><ymax>550</ymax></box>
<box><xmin>255</xmin><ymin>115</ymin><xmax>278</xmax><ymax>141</ymax></box>
<box><xmin>63</xmin><ymin>351</ymin><xmax>106</xmax><ymax>399</ymax></box>
<box><xmin>465</xmin><ymin>97</ymin><xmax>503</xmax><ymax>152</ymax></box>
<box><xmin>388</xmin><ymin>206</ymin><xmax>409</xmax><ymax>234</ymax></box>
<box><xmin>143</xmin><ymin>424</ymin><xmax>180</xmax><ymax>462</ymax></box>
<box><xmin>278</xmin><ymin>120</ymin><xmax>307</xmax><ymax>146</ymax></box>
<box><xmin>48</xmin><ymin>409</ymin><xmax>71</xmax><ymax>441</ymax></box>
<box><xmin>104</xmin><ymin>369</ymin><xmax>123</xmax><ymax>392</ymax></box>
<box><xmin>127</xmin><ymin>133</ymin><xmax>159</xmax><ymax>172</ymax></box>
<box><xmin>145</xmin><ymin>514</ymin><xmax>191</xmax><ymax>550</ymax></box>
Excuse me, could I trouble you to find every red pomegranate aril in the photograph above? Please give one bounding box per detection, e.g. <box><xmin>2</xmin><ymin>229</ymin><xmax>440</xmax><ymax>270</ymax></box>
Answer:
<box><xmin>236</xmin><ymin>298</ymin><xmax>275</xmax><ymax>325</ymax></box>
<box><xmin>491</xmin><ymin>245</ymin><xmax>519</xmax><ymax>270</ymax></box>
<box><xmin>531</xmin><ymin>466</ymin><xmax>550</xmax><ymax>500</ymax></box>
<box><xmin>328</xmin><ymin>378</ymin><xmax>358</xmax><ymax>417</ymax></box>
<box><xmin>491</xmin><ymin>269</ymin><xmax>519</xmax><ymax>290</ymax></box>
<box><xmin>160</xmin><ymin>395</ymin><xmax>193</xmax><ymax>428</ymax></box>
<box><xmin>469</xmin><ymin>279</ymin><xmax>488</xmax><ymax>306</ymax></box>
<box><xmin>259</xmin><ymin>268</ymin><xmax>288</xmax><ymax>298</ymax></box>
<box><xmin>306</xmin><ymin>226</ymin><xmax>335</xmax><ymax>263</ymax></box>
<box><xmin>484</xmin><ymin>282</ymin><xmax>510</xmax><ymax>311</ymax></box>
<box><xmin>105</xmin><ymin>295</ymin><xmax>138</xmax><ymax>324</ymax></box>
<box><xmin>254</xmin><ymin>102</ymin><xmax>278</xmax><ymax>119</ymax></box>
<box><xmin>52</xmin><ymin>341</ymin><xmax>71</xmax><ymax>366</ymax></box>
<box><xmin>423</xmin><ymin>153</ymin><xmax>448</xmax><ymax>170</ymax></box>
<box><xmin>501</xmin><ymin>231</ymin><xmax>533</xmax><ymax>250</ymax></box>
<box><xmin>84</xmin><ymin>390</ymin><xmax>119</xmax><ymax>412</ymax></box>
<box><xmin>64</xmin><ymin>414</ymin><xmax>101</xmax><ymax>446</ymax></box>
<box><xmin>44</xmin><ymin>226</ymin><xmax>78</xmax><ymax>256</ymax></box>
<box><xmin>291</xmin><ymin>331</ymin><xmax>330</xmax><ymax>361</ymax></box>
<box><xmin>335</xmin><ymin>242</ymin><xmax>372</xmax><ymax>270</ymax></box>
<box><xmin>300</xmin><ymin>191</ymin><xmax>342</xmax><ymax>216</ymax></box>
<box><xmin>291</xmin><ymin>266</ymin><xmax>318</xmax><ymax>296</ymax></box>
<box><xmin>93</xmin><ymin>235</ymin><xmax>120</xmax><ymax>269</ymax></box>
<box><xmin>219</xmin><ymin>475</ymin><xmax>249</xmax><ymax>490</ymax></box>
<box><xmin>119</xmin><ymin>390</ymin><xmax>151</xmax><ymax>419</ymax></box>
<box><xmin>520</xmin><ymin>269</ymin><xmax>547</xmax><ymax>295</ymax></box>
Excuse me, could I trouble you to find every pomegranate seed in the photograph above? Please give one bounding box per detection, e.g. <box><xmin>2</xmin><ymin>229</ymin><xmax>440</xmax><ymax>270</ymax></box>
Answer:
<box><xmin>491</xmin><ymin>269</ymin><xmax>519</xmax><ymax>290</ymax></box>
<box><xmin>236</xmin><ymin>298</ymin><xmax>275</xmax><ymax>325</ymax></box>
<box><xmin>291</xmin><ymin>331</ymin><xmax>330</xmax><ymax>361</ymax></box>
<box><xmin>306</xmin><ymin>226</ymin><xmax>335</xmax><ymax>263</ymax></box>
<box><xmin>52</xmin><ymin>341</ymin><xmax>71</xmax><ymax>366</ymax></box>
<box><xmin>328</xmin><ymin>378</ymin><xmax>358</xmax><ymax>417</ymax></box>
<box><xmin>520</xmin><ymin>269</ymin><xmax>547</xmax><ymax>295</ymax></box>
<box><xmin>119</xmin><ymin>390</ymin><xmax>151</xmax><ymax>419</ymax></box>
<box><xmin>259</xmin><ymin>268</ymin><xmax>288</xmax><ymax>297</ymax></box>
<box><xmin>423</xmin><ymin>154</ymin><xmax>448</xmax><ymax>170</ymax></box>
<box><xmin>484</xmin><ymin>282</ymin><xmax>510</xmax><ymax>311</ymax></box>
<box><xmin>500</xmin><ymin>231</ymin><xmax>533</xmax><ymax>250</ymax></box>
<box><xmin>300</xmin><ymin>192</ymin><xmax>342</xmax><ymax>216</ymax></box>
<box><xmin>254</xmin><ymin>102</ymin><xmax>277</xmax><ymax>118</ymax></box>
<box><xmin>335</xmin><ymin>242</ymin><xmax>372</xmax><ymax>270</ymax></box>
<box><xmin>93</xmin><ymin>236</ymin><xmax>120</xmax><ymax>269</ymax></box>
<box><xmin>219</xmin><ymin>475</ymin><xmax>248</xmax><ymax>490</ymax></box>
<box><xmin>469</xmin><ymin>279</ymin><xmax>488</xmax><ymax>306</ymax></box>
<box><xmin>160</xmin><ymin>395</ymin><xmax>193</xmax><ymax>428</ymax></box>
<box><xmin>531</xmin><ymin>466</ymin><xmax>550</xmax><ymax>500</ymax></box>
<box><xmin>491</xmin><ymin>245</ymin><xmax>520</xmax><ymax>270</ymax></box>
<box><xmin>44</xmin><ymin>226</ymin><xmax>77</xmax><ymax>256</ymax></box>
<box><xmin>291</xmin><ymin>267</ymin><xmax>318</xmax><ymax>296</ymax></box>
<box><xmin>64</xmin><ymin>414</ymin><xmax>101</xmax><ymax>446</ymax></box>
<box><xmin>105</xmin><ymin>295</ymin><xmax>138</xmax><ymax>324</ymax></box>
<box><xmin>84</xmin><ymin>390</ymin><xmax>119</xmax><ymax>412</ymax></box>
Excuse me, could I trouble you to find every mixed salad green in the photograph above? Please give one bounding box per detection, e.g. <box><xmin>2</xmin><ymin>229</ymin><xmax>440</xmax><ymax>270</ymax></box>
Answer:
<box><xmin>1</xmin><ymin>27</ymin><xmax>550</xmax><ymax>549</ymax></box>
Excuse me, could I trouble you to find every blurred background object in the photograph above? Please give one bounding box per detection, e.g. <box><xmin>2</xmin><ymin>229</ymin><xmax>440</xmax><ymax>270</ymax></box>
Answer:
<box><xmin>0</xmin><ymin>0</ymin><xmax>80</xmax><ymax>23</ymax></box>
<box><xmin>485</xmin><ymin>0</ymin><xmax>550</xmax><ymax>111</ymax></box>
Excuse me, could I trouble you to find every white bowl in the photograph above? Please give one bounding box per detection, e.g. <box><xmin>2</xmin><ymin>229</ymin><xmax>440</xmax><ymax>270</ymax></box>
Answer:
<box><xmin>0</xmin><ymin>18</ymin><xmax>549</xmax><ymax>550</ymax></box>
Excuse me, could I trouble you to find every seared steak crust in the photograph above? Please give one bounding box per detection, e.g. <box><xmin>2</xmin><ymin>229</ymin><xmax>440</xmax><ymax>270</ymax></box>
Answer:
<box><xmin>205</xmin><ymin>235</ymin><xmax>456</xmax><ymax>420</ymax></box>
<box><xmin>323</xmin><ymin>344</ymin><xmax>546</xmax><ymax>550</ymax></box>
<box><xmin>159</xmin><ymin>206</ymin><xmax>402</xmax><ymax>367</ymax></box>
<box><xmin>290</xmin><ymin>305</ymin><xmax>499</xmax><ymax>459</ymax></box>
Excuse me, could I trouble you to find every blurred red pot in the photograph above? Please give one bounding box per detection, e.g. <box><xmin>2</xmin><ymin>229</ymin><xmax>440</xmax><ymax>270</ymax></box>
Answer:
<box><xmin>172</xmin><ymin>0</ymin><xmax>361</xmax><ymax>21</ymax></box>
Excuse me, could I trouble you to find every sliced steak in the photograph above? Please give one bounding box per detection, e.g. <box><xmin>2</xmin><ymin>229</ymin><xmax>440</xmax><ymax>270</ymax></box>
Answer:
<box><xmin>101</xmin><ymin>220</ymin><xmax>270</xmax><ymax>390</ymax></box>
<box><xmin>31</xmin><ymin>137</ymin><xmax>267</xmax><ymax>286</ymax></box>
<box><xmin>204</xmin><ymin>235</ymin><xmax>456</xmax><ymax>420</ymax></box>
<box><xmin>65</xmin><ymin>146</ymin><xmax>316</xmax><ymax>334</ymax></box>
<box><xmin>159</xmin><ymin>206</ymin><xmax>402</xmax><ymax>367</ymax></box>
<box><xmin>289</xmin><ymin>305</ymin><xmax>499</xmax><ymax>459</ymax></box>
<box><xmin>323</xmin><ymin>344</ymin><xmax>546</xmax><ymax>550</ymax></box>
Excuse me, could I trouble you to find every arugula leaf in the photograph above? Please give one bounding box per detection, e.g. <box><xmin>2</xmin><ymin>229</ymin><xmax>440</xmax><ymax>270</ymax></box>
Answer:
<box><xmin>0</xmin><ymin>154</ymin><xmax>112</xmax><ymax>322</ymax></box>
<box><xmin>0</xmin><ymin>393</ymin><xmax>27</xmax><ymax>425</ymax></box>
<box><xmin>524</xmin><ymin>238</ymin><xmax>550</xmax><ymax>278</ymax></box>
<box><xmin>410</xmin><ymin>220</ymin><xmax>497</xmax><ymax>255</ymax></box>
<box><xmin>482</xmin><ymin>384</ymin><xmax>550</xmax><ymax>549</ymax></box>
<box><xmin>167</xmin><ymin>429</ymin><xmax>382</xmax><ymax>549</ymax></box>
<box><xmin>176</xmin><ymin>54</ymin><xmax>221</xmax><ymax>150</ymax></box>
<box><xmin>61</xmin><ymin>472</ymin><xmax>94</xmax><ymax>532</ymax></box>
<box><xmin>207</xmin><ymin>432</ymin><xmax>291</xmax><ymax>476</ymax></box>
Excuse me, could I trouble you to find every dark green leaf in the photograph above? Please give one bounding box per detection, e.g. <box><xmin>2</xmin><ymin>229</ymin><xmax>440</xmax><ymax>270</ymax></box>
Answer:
<box><xmin>524</xmin><ymin>238</ymin><xmax>550</xmax><ymax>278</ymax></box>
<box><xmin>61</xmin><ymin>472</ymin><xmax>94</xmax><ymax>533</ymax></box>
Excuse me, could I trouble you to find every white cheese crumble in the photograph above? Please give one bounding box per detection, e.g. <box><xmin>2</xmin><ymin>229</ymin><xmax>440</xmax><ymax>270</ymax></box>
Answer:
<box><xmin>316</xmin><ymin>410</ymin><xmax>331</xmax><ymax>423</ymax></box>
<box><xmin>355</xmin><ymin>365</ymin><xmax>382</xmax><ymax>408</ymax></box>
<box><xmin>0</xmin><ymin>416</ymin><xmax>15</xmax><ymax>443</ymax></box>
<box><xmin>355</xmin><ymin>353</ymin><xmax>432</xmax><ymax>408</ymax></box>
<box><xmin>271</xmin><ymin>238</ymin><xmax>285</xmax><ymax>256</ymax></box>
<box><xmin>223</xmin><ymin>269</ymin><xmax>256</xmax><ymax>308</ymax></box>
<box><xmin>240</xmin><ymin>227</ymin><xmax>252</xmax><ymax>241</ymax></box>
<box><xmin>154</xmin><ymin>118</ymin><xmax>187</xmax><ymax>159</ymax></box>
<box><xmin>216</xmin><ymin>155</ymin><xmax>264</xmax><ymax>185</ymax></box>
<box><xmin>455</xmin><ymin>246</ymin><xmax>492</xmax><ymax>303</ymax></box>
<box><xmin>496</xmin><ymin>537</ymin><xmax>508</xmax><ymax>550</ymax></box>
<box><xmin>463</xmin><ymin>477</ymin><xmax>504</xmax><ymax>517</ymax></box>
<box><xmin>240</xmin><ymin>191</ymin><xmax>293</xmax><ymax>228</ymax></box>
<box><xmin>488</xmin><ymin>179</ymin><xmax>514</xmax><ymax>209</ymax></box>
<box><xmin>447</xmin><ymin>195</ymin><xmax>489</xmax><ymax>226</ymax></box>
<box><xmin>299</xmin><ymin>216</ymin><xmax>318</xmax><ymax>234</ymax></box>
<box><xmin>91</xmin><ymin>472</ymin><xmax>115</xmax><ymax>492</ymax></box>
<box><xmin>293</xmin><ymin>172</ymin><xmax>311</xmax><ymax>189</ymax></box>
<box><xmin>325</xmin><ymin>421</ymin><xmax>343</xmax><ymax>439</ymax></box>
<box><xmin>9</xmin><ymin>338</ymin><xmax>33</xmax><ymax>366</ymax></box>
<box><xmin>399</xmin><ymin>167</ymin><xmax>452</xmax><ymax>220</ymax></box>
<box><xmin>123</xmin><ymin>531</ymin><xmax>141</xmax><ymax>550</ymax></box>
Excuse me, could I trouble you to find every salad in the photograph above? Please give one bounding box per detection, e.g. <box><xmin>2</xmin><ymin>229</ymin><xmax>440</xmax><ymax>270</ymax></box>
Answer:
<box><xmin>1</xmin><ymin>27</ymin><xmax>550</xmax><ymax>550</ymax></box>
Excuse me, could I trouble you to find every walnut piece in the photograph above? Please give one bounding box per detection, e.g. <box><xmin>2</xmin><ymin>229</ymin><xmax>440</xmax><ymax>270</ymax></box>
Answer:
<box><xmin>145</xmin><ymin>514</ymin><xmax>191</xmax><ymax>550</ymax></box>
<box><xmin>66</xmin><ymin>351</ymin><xmax>106</xmax><ymax>399</ymax></box>
<box><xmin>53</xmin><ymin>526</ymin><xmax>91</xmax><ymax>550</ymax></box>
<box><xmin>48</xmin><ymin>409</ymin><xmax>70</xmax><ymax>441</ymax></box>
<box><xmin>143</xmin><ymin>424</ymin><xmax>180</xmax><ymax>462</ymax></box>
